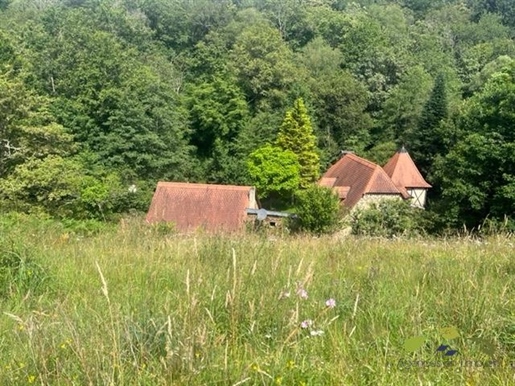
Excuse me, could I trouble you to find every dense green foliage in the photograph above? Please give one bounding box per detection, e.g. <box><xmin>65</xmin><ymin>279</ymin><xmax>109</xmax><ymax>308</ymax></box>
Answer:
<box><xmin>433</xmin><ymin>62</ymin><xmax>515</xmax><ymax>230</ymax></box>
<box><xmin>350</xmin><ymin>199</ymin><xmax>424</xmax><ymax>238</ymax></box>
<box><xmin>291</xmin><ymin>185</ymin><xmax>341</xmax><ymax>235</ymax></box>
<box><xmin>246</xmin><ymin>144</ymin><xmax>300</xmax><ymax>200</ymax></box>
<box><xmin>1</xmin><ymin>0</ymin><xmax>515</xmax><ymax>230</ymax></box>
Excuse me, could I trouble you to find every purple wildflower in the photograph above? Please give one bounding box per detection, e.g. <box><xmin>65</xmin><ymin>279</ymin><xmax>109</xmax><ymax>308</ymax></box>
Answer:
<box><xmin>325</xmin><ymin>298</ymin><xmax>336</xmax><ymax>308</ymax></box>
<box><xmin>300</xmin><ymin>319</ymin><xmax>313</xmax><ymax>329</ymax></box>
<box><xmin>297</xmin><ymin>288</ymin><xmax>308</xmax><ymax>299</ymax></box>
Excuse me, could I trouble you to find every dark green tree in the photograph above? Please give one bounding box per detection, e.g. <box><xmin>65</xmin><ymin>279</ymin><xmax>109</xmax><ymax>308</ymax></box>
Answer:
<box><xmin>18</xmin><ymin>7</ymin><xmax>194</xmax><ymax>182</ymax></box>
<box><xmin>432</xmin><ymin>63</ymin><xmax>515</xmax><ymax>229</ymax></box>
<box><xmin>379</xmin><ymin>65</ymin><xmax>433</xmax><ymax>145</ymax></box>
<box><xmin>409</xmin><ymin>73</ymin><xmax>448</xmax><ymax>176</ymax></box>
<box><xmin>298</xmin><ymin>37</ymin><xmax>372</xmax><ymax>157</ymax></box>
<box><xmin>186</xmin><ymin>75</ymin><xmax>249</xmax><ymax>158</ymax></box>
<box><xmin>138</xmin><ymin>0</ymin><xmax>236</xmax><ymax>52</ymax></box>
<box><xmin>276</xmin><ymin>98</ymin><xmax>320</xmax><ymax>188</ymax></box>
<box><xmin>468</xmin><ymin>0</ymin><xmax>515</xmax><ymax>28</ymax></box>
<box><xmin>229</xmin><ymin>20</ymin><xmax>295</xmax><ymax>111</ymax></box>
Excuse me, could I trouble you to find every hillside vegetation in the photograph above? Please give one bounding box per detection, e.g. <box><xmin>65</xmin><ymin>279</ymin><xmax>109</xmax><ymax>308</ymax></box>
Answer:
<box><xmin>1</xmin><ymin>0</ymin><xmax>515</xmax><ymax>231</ymax></box>
<box><xmin>1</xmin><ymin>216</ymin><xmax>515</xmax><ymax>384</ymax></box>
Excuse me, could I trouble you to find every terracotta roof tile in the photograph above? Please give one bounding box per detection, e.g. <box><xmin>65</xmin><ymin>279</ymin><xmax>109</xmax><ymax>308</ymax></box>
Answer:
<box><xmin>335</xmin><ymin>186</ymin><xmax>350</xmax><ymax>199</ymax></box>
<box><xmin>146</xmin><ymin>182</ymin><xmax>258</xmax><ymax>232</ymax></box>
<box><xmin>383</xmin><ymin>148</ymin><xmax>432</xmax><ymax>189</ymax></box>
<box><xmin>319</xmin><ymin>177</ymin><xmax>337</xmax><ymax>188</ymax></box>
<box><xmin>320</xmin><ymin>153</ymin><xmax>408</xmax><ymax>208</ymax></box>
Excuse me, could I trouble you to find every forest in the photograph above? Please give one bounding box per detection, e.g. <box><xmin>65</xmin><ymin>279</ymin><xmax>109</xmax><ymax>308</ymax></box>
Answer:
<box><xmin>1</xmin><ymin>0</ymin><xmax>515</xmax><ymax>233</ymax></box>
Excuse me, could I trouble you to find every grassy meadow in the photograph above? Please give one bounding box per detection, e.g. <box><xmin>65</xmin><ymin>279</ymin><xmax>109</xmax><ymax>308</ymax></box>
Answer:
<box><xmin>1</xmin><ymin>215</ymin><xmax>515</xmax><ymax>385</ymax></box>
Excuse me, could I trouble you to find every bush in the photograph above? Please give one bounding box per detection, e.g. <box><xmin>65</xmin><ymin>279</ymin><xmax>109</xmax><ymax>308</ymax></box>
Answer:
<box><xmin>350</xmin><ymin>199</ymin><xmax>424</xmax><ymax>238</ymax></box>
<box><xmin>291</xmin><ymin>185</ymin><xmax>341</xmax><ymax>235</ymax></box>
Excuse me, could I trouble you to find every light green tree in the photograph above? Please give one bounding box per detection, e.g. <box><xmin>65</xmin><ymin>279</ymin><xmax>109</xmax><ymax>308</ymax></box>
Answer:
<box><xmin>276</xmin><ymin>98</ymin><xmax>320</xmax><ymax>188</ymax></box>
<box><xmin>246</xmin><ymin>144</ymin><xmax>300</xmax><ymax>200</ymax></box>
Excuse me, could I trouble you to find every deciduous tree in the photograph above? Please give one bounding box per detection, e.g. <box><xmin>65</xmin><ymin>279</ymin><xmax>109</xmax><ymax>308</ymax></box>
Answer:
<box><xmin>246</xmin><ymin>144</ymin><xmax>300</xmax><ymax>199</ymax></box>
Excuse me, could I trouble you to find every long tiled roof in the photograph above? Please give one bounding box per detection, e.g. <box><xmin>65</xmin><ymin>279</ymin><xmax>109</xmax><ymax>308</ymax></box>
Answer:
<box><xmin>383</xmin><ymin>147</ymin><xmax>432</xmax><ymax>189</ymax></box>
<box><xmin>146</xmin><ymin>182</ymin><xmax>258</xmax><ymax>232</ymax></box>
<box><xmin>320</xmin><ymin>153</ymin><xmax>409</xmax><ymax>208</ymax></box>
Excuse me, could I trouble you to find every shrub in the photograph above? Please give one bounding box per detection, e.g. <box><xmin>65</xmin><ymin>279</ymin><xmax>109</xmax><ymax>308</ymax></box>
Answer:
<box><xmin>350</xmin><ymin>199</ymin><xmax>424</xmax><ymax>238</ymax></box>
<box><xmin>291</xmin><ymin>185</ymin><xmax>341</xmax><ymax>235</ymax></box>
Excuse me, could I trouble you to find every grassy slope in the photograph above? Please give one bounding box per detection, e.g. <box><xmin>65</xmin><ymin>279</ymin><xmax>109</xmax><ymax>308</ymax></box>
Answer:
<box><xmin>1</xmin><ymin>216</ymin><xmax>515</xmax><ymax>385</ymax></box>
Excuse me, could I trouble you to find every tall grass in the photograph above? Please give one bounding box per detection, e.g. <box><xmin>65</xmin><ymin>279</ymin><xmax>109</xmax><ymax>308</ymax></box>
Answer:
<box><xmin>1</xmin><ymin>214</ymin><xmax>515</xmax><ymax>385</ymax></box>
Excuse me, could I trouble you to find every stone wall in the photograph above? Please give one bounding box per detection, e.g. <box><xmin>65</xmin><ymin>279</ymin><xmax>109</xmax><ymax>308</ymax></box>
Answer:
<box><xmin>352</xmin><ymin>194</ymin><xmax>403</xmax><ymax>212</ymax></box>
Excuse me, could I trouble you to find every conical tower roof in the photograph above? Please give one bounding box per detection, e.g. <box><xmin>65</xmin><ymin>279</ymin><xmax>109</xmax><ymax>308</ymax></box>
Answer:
<box><xmin>383</xmin><ymin>147</ymin><xmax>431</xmax><ymax>189</ymax></box>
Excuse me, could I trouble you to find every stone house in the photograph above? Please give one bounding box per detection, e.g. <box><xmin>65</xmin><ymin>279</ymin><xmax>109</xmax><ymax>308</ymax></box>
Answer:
<box><xmin>319</xmin><ymin>148</ymin><xmax>430</xmax><ymax>211</ymax></box>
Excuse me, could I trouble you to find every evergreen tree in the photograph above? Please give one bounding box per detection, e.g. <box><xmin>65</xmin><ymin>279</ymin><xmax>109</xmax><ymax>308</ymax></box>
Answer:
<box><xmin>409</xmin><ymin>73</ymin><xmax>448</xmax><ymax>176</ymax></box>
<box><xmin>276</xmin><ymin>98</ymin><xmax>320</xmax><ymax>188</ymax></box>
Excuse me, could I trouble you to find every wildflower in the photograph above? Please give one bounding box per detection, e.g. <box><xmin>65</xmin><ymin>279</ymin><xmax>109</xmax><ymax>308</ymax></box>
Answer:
<box><xmin>300</xmin><ymin>319</ymin><xmax>313</xmax><ymax>329</ymax></box>
<box><xmin>297</xmin><ymin>288</ymin><xmax>308</xmax><ymax>299</ymax></box>
<box><xmin>279</xmin><ymin>290</ymin><xmax>290</xmax><ymax>300</ymax></box>
<box><xmin>310</xmin><ymin>330</ymin><xmax>324</xmax><ymax>337</ymax></box>
<box><xmin>27</xmin><ymin>375</ymin><xmax>36</xmax><ymax>384</ymax></box>
<box><xmin>325</xmin><ymin>298</ymin><xmax>336</xmax><ymax>308</ymax></box>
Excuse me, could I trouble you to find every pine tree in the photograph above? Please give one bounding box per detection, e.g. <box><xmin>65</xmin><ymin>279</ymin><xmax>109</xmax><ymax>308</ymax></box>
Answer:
<box><xmin>410</xmin><ymin>73</ymin><xmax>448</xmax><ymax>176</ymax></box>
<box><xmin>276</xmin><ymin>98</ymin><xmax>320</xmax><ymax>188</ymax></box>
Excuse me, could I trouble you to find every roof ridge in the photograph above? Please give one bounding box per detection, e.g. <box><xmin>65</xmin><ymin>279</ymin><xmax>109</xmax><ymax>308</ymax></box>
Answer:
<box><xmin>346</xmin><ymin>153</ymin><xmax>378</xmax><ymax>170</ymax></box>
<box><xmin>157</xmin><ymin>182</ymin><xmax>254</xmax><ymax>190</ymax></box>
